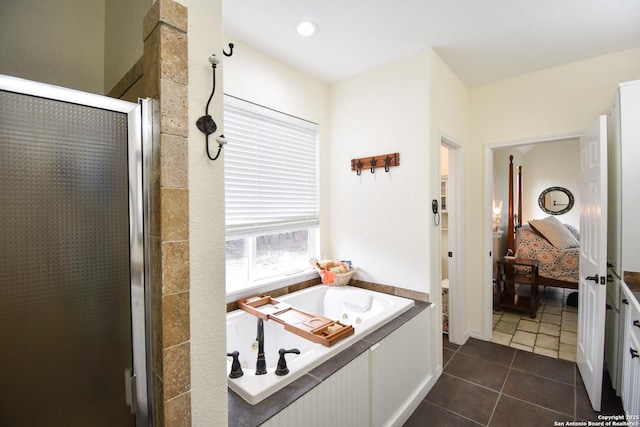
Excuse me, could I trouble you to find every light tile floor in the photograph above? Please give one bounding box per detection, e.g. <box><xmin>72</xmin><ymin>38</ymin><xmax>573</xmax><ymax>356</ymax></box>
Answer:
<box><xmin>492</xmin><ymin>285</ymin><xmax>578</xmax><ymax>361</ymax></box>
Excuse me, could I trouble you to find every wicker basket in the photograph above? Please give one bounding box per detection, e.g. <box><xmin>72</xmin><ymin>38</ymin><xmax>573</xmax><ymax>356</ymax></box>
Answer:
<box><xmin>318</xmin><ymin>266</ymin><xmax>357</xmax><ymax>286</ymax></box>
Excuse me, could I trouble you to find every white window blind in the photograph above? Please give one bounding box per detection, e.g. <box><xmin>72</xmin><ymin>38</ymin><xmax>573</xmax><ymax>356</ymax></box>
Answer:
<box><xmin>224</xmin><ymin>95</ymin><xmax>319</xmax><ymax>238</ymax></box>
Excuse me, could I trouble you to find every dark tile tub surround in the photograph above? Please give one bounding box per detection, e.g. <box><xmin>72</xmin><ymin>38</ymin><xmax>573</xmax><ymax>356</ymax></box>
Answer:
<box><xmin>226</xmin><ymin>278</ymin><xmax>430</xmax><ymax>312</ymax></box>
<box><xmin>228</xmin><ymin>301</ymin><xmax>430</xmax><ymax>427</ymax></box>
<box><xmin>405</xmin><ymin>335</ymin><xmax>624</xmax><ymax>427</ymax></box>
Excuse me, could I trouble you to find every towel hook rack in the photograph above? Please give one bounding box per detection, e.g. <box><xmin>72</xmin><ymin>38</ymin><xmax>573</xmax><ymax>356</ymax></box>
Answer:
<box><xmin>351</xmin><ymin>153</ymin><xmax>400</xmax><ymax>175</ymax></box>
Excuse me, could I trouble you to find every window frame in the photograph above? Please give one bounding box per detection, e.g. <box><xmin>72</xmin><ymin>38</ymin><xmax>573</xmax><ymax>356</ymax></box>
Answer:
<box><xmin>223</xmin><ymin>95</ymin><xmax>320</xmax><ymax>298</ymax></box>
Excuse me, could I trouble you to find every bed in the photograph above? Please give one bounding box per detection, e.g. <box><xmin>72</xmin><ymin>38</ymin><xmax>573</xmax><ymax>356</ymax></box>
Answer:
<box><xmin>506</xmin><ymin>155</ymin><xmax>579</xmax><ymax>290</ymax></box>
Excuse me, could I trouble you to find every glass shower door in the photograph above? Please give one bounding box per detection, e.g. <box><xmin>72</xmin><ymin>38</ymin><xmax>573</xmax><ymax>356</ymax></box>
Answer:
<box><xmin>0</xmin><ymin>77</ymin><xmax>148</xmax><ymax>426</ymax></box>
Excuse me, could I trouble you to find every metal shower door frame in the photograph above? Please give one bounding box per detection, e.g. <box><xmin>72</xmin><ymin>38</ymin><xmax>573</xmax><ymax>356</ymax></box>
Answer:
<box><xmin>0</xmin><ymin>75</ymin><xmax>152</xmax><ymax>426</ymax></box>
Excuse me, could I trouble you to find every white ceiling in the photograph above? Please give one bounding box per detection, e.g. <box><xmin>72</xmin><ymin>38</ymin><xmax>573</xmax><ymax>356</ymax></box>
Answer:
<box><xmin>222</xmin><ymin>0</ymin><xmax>640</xmax><ymax>87</ymax></box>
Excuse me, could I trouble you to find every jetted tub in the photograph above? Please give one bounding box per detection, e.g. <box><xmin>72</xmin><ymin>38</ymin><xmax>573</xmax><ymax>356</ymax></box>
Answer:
<box><xmin>226</xmin><ymin>284</ymin><xmax>415</xmax><ymax>405</ymax></box>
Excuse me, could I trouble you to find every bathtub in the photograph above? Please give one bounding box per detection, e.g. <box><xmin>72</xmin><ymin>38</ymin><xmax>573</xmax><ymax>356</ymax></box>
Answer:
<box><xmin>226</xmin><ymin>284</ymin><xmax>415</xmax><ymax>405</ymax></box>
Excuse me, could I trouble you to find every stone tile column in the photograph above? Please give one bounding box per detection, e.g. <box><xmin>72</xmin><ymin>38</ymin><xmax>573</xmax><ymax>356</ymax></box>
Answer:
<box><xmin>142</xmin><ymin>0</ymin><xmax>191</xmax><ymax>425</ymax></box>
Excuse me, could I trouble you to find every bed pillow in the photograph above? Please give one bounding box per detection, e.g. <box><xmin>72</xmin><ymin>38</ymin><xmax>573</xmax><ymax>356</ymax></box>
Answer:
<box><xmin>528</xmin><ymin>216</ymin><xmax>579</xmax><ymax>249</ymax></box>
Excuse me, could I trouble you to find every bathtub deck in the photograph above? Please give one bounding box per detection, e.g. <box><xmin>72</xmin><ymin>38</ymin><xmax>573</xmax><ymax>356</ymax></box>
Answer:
<box><xmin>227</xmin><ymin>300</ymin><xmax>430</xmax><ymax>427</ymax></box>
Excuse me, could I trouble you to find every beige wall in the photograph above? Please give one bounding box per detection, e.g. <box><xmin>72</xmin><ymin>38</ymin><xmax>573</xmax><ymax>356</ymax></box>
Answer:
<box><xmin>328</xmin><ymin>48</ymin><xmax>468</xmax><ymax>367</ymax></box>
<box><xmin>0</xmin><ymin>0</ymin><xmax>105</xmax><ymax>94</ymax></box>
<box><xmin>179</xmin><ymin>0</ymin><xmax>227</xmax><ymax>424</ymax></box>
<box><xmin>329</xmin><ymin>50</ymin><xmax>432</xmax><ymax>291</ymax></box>
<box><xmin>327</xmin><ymin>47</ymin><xmax>468</xmax><ymax>297</ymax></box>
<box><xmin>522</xmin><ymin>139</ymin><xmax>581</xmax><ymax>227</ymax></box>
<box><xmin>223</xmin><ymin>38</ymin><xmax>329</xmax><ymax>123</ymax></box>
<box><xmin>104</xmin><ymin>0</ymin><xmax>154</xmax><ymax>92</ymax></box>
<box><xmin>426</xmin><ymin>47</ymin><xmax>469</xmax><ymax>354</ymax></box>
<box><xmin>0</xmin><ymin>0</ymin><xmax>153</xmax><ymax>95</ymax></box>
<box><xmin>427</xmin><ymin>48</ymin><xmax>469</xmax><ymax>291</ymax></box>
<box><xmin>470</xmin><ymin>48</ymin><xmax>640</xmax><ymax>143</ymax></box>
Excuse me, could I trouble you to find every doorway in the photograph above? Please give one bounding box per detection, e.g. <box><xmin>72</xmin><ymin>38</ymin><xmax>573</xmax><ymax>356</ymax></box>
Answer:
<box><xmin>441</xmin><ymin>145</ymin><xmax>450</xmax><ymax>334</ymax></box>
<box><xmin>485</xmin><ymin>136</ymin><xmax>582</xmax><ymax>360</ymax></box>
<box><xmin>0</xmin><ymin>76</ymin><xmax>152</xmax><ymax>425</ymax></box>
<box><xmin>440</xmin><ymin>133</ymin><xmax>464</xmax><ymax>344</ymax></box>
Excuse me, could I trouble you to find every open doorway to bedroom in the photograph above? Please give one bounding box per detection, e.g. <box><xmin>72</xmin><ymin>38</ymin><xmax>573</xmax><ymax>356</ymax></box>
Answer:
<box><xmin>489</xmin><ymin>138</ymin><xmax>581</xmax><ymax>361</ymax></box>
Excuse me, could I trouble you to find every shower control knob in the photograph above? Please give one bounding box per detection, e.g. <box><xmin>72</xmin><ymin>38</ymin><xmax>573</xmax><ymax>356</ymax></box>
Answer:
<box><xmin>275</xmin><ymin>348</ymin><xmax>300</xmax><ymax>376</ymax></box>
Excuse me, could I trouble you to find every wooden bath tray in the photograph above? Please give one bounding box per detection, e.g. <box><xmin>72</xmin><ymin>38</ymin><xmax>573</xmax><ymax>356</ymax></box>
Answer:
<box><xmin>238</xmin><ymin>295</ymin><xmax>354</xmax><ymax>347</ymax></box>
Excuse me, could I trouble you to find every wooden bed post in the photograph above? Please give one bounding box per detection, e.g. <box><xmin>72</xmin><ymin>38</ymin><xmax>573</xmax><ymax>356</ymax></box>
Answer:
<box><xmin>503</xmin><ymin>155</ymin><xmax>579</xmax><ymax>290</ymax></box>
<box><xmin>508</xmin><ymin>155</ymin><xmax>514</xmax><ymax>253</ymax></box>
<box><xmin>518</xmin><ymin>165</ymin><xmax>523</xmax><ymax>227</ymax></box>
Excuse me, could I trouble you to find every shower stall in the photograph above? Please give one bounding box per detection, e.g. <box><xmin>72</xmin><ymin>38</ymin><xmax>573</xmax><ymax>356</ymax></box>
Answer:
<box><xmin>0</xmin><ymin>75</ymin><xmax>152</xmax><ymax>426</ymax></box>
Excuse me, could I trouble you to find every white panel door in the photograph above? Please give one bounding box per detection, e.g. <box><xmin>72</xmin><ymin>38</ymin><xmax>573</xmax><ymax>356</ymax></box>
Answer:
<box><xmin>577</xmin><ymin>115</ymin><xmax>608</xmax><ymax>412</ymax></box>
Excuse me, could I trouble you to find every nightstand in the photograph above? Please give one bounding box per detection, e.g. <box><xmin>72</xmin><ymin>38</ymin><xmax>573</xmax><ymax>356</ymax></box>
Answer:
<box><xmin>496</xmin><ymin>257</ymin><xmax>540</xmax><ymax>318</ymax></box>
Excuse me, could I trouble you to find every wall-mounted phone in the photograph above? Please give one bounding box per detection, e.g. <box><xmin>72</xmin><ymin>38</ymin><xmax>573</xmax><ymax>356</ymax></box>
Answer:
<box><xmin>432</xmin><ymin>199</ymin><xmax>439</xmax><ymax>214</ymax></box>
<box><xmin>432</xmin><ymin>199</ymin><xmax>440</xmax><ymax>226</ymax></box>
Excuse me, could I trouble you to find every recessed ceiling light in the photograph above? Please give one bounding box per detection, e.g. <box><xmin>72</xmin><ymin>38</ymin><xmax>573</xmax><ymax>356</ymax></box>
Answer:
<box><xmin>296</xmin><ymin>20</ymin><xmax>319</xmax><ymax>37</ymax></box>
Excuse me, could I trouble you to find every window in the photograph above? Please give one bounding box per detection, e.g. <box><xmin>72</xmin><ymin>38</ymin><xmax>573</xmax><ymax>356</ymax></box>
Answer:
<box><xmin>224</xmin><ymin>95</ymin><xmax>319</xmax><ymax>294</ymax></box>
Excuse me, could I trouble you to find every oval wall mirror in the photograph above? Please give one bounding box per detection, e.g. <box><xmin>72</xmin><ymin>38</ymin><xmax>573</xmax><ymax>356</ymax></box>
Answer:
<box><xmin>538</xmin><ymin>186</ymin><xmax>574</xmax><ymax>215</ymax></box>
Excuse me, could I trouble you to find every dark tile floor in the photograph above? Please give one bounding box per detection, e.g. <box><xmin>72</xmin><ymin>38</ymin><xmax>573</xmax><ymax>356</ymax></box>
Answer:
<box><xmin>404</xmin><ymin>335</ymin><xmax>624</xmax><ymax>426</ymax></box>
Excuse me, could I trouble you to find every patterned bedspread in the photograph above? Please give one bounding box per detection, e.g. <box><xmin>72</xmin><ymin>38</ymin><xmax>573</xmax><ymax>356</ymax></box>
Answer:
<box><xmin>515</xmin><ymin>224</ymin><xmax>579</xmax><ymax>284</ymax></box>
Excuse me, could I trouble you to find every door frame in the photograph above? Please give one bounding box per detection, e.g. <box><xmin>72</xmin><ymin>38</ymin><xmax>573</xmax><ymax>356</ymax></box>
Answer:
<box><xmin>0</xmin><ymin>74</ymin><xmax>152</xmax><ymax>424</ymax></box>
<box><xmin>440</xmin><ymin>131</ymin><xmax>464</xmax><ymax>345</ymax></box>
<box><xmin>483</xmin><ymin>131</ymin><xmax>582</xmax><ymax>340</ymax></box>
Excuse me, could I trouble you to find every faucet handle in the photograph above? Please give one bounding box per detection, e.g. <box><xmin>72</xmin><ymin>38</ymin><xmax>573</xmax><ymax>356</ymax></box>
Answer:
<box><xmin>227</xmin><ymin>351</ymin><xmax>244</xmax><ymax>379</ymax></box>
<box><xmin>275</xmin><ymin>348</ymin><xmax>301</xmax><ymax>376</ymax></box>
